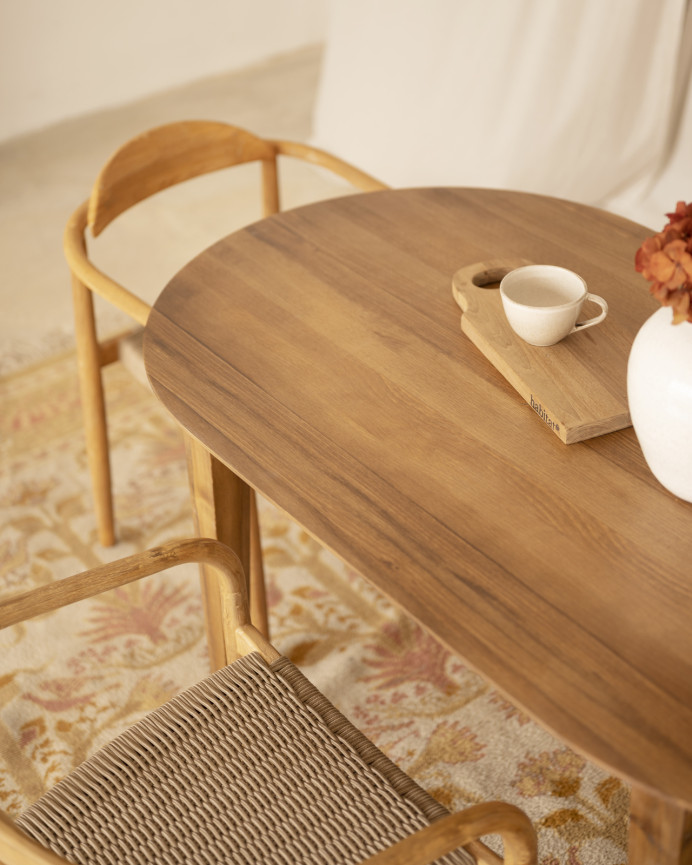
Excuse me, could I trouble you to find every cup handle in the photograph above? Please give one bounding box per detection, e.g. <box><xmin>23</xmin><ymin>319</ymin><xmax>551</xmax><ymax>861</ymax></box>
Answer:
<box><xmin>572</xmin><ymin>293</ymin><xmax>608</xmax><ymax>333</ymax></box>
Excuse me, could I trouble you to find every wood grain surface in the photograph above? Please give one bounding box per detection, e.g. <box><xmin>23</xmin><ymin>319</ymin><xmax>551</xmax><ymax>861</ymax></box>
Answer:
<box><xmin>452</xmin><ymin>259</ymin><xmax>636</xmax><ymax>443</ymax></box>
<box><xmin>143</xmin><ymin>189</ymin><xmax>692</xmax><ymax>815</ymax></box>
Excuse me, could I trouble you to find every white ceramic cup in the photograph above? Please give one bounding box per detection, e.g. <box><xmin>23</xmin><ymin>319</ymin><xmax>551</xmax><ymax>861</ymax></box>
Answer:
<box><xmin>499</xmin><ymin>265</ymin><xmax>608</xmax><ymax>347</ymax></box>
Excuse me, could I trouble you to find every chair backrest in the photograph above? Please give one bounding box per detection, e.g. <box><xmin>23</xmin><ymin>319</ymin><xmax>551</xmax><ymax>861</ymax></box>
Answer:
<box><xmin>87</xmin><ymin>120</ymin><xmax>388</xmax><ymax>236</ymax></box>
<box><xmin>63</xmin><ymin>120</ymin><xmax>388</xmax><ymax>327</ymax></box>
<box><xmin>88</xmin><ymin>121</ymin><xmax>279</xmax><ymax>236</ymax></box>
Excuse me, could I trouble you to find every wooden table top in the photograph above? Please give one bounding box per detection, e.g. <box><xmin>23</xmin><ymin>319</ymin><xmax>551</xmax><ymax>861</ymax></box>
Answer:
<box><xmin>143</xmin><ymin>187</ymin><xmax>692</xmax><ymax>808</ymax></box>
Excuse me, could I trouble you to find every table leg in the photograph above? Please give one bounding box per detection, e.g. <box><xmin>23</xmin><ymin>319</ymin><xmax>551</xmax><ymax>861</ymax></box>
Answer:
<box><xmin>184</xmin><ymin>434</ymin><xmax>268</xmax><ymax>670</ymax></box>
<box><xmin>248</xmin><ymin>487</ymin><xmax>269</xmax><ymax>636</ymax></box>
<box><xmin>628</xmin><ymin>785</ymin><xmax>692</xmax><ymax>865</ymax></box>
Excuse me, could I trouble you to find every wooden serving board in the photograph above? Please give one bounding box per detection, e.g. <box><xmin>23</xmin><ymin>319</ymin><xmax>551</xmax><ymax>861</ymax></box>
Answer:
<box><xmin>452</xmin><ymin>259</ymin><xmax>633</xmax><ymax>444</ymax></box>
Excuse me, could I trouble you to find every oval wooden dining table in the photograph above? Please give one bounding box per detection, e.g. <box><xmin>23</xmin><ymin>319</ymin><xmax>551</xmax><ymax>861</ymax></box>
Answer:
<box><xmin>143</xmin><ymin>187</ymin><xmax>692</xmax><ymax>865</ymax></box>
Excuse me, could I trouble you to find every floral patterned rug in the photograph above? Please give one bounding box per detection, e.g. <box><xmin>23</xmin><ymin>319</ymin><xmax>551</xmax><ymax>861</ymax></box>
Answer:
<box><xmin>0</xmin><ymin>351</ymin><xmax>629</xmax><ymax>864</ymax></box>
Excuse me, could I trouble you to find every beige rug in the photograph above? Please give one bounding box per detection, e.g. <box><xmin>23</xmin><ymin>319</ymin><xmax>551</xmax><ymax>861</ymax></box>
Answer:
<box><xmin>0</xmin><ymin>351</ymin><xmax>629</xmax><ymax>864</ymax></box>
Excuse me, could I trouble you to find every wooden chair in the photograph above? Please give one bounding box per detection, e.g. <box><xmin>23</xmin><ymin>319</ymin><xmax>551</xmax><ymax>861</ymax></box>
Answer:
<box><xmin>0</xmin><ymin>538</ymin><xmax>537</xmax><ymax>865</ymax></box>
<box><xmin>63</xmin><ymin>120</ymin><xmax>388</xmax><ymax>555</ymax></box>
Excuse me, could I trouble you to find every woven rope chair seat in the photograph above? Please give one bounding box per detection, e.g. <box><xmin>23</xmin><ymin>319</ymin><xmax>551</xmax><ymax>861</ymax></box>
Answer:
<box><xmin>17</xmin><ymin>653</ymin><xmax>475</xmax><ymax>865</ymax></box>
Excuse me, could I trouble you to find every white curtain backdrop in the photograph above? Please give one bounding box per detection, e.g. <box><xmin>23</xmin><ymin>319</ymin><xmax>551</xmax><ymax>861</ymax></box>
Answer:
<box><xmin>312</xmin><ymin>0</ymin><xmax>691</xmax><ymax>228</ymax></box>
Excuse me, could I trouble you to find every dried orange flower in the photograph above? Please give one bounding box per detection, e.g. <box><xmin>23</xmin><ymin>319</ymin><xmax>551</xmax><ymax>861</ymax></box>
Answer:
<box><xmin>635</xmin><ymin>201</ymin><xmax>692</xmax><ymax>324</ymax></box>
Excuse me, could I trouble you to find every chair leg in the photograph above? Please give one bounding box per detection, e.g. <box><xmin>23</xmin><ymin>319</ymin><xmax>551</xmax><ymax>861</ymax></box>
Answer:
<box><xmin>72</xmin><ymin>276</ymin><xmax>115</xmax><ymax>547</ymax></box>
<box><xmin>249</xmin><ymin>488</ymin><xmax>269</xmax><ymax>639</ymax></box>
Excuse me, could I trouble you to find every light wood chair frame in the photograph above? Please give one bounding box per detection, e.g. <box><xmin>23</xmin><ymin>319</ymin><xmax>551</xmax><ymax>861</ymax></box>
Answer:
<box><xmin>0</xmin><ymin>538</ymin><xmax>537</xmax><ymax>865</ymax></box>
<box><xmin>64</xmin><ymin>121</ymin><xmax>389</xmax><ymax>638</ymax></box>
<box><xmin>64</xmin><ymin>120</ymin><xmax>388</xmax><ymax>645</ymax></box>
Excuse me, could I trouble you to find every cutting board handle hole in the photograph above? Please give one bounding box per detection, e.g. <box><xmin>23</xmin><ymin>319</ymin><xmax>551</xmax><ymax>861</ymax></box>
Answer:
<box><xmin>472</xmin><ymin>267</ymin><xmax>513</xmax><ymax>289</ymax></box>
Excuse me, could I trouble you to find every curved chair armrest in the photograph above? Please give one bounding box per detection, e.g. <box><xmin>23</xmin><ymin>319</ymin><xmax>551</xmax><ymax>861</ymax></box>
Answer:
<box><xmin>362</xmin><ymin>802</ymin><xmax>537</xmax><ymax>865</ymax></box>
<box><xmin>0</xmin><ymin>539</ymin><xmax>252</xmax><ymax>660</ymax></box>
<box><xmin>271</xmin><ymin>140</ymin><xmax>390</xmax><ymax>192</ymax></box>
<box><xmin>63</xmin><ymin>201</ymin><xmax>151</xmax><ymax>326</ymax></box>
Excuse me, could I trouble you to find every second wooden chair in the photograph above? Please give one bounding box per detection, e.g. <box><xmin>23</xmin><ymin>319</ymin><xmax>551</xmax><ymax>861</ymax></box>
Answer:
<box><xmin>0</xmin><ymin>538</ymin><xmax>537</xmax><ymax>865</ymax></box>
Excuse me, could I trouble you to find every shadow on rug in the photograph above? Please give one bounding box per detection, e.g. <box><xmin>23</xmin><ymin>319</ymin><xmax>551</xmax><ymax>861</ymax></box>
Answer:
<box><xmin>0</xmin><ymin>352</ymin><xmax>628</xmax><ymax>864</ymax></box>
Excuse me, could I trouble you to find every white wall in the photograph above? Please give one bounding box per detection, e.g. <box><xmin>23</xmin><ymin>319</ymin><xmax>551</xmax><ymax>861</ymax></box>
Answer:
<box><xmin>0</xmin><ymin>0</ymin><xmax>328</xmax><ymax>142</ymax></box>
<box><xmin>312</xmin><ymin>0</ymin><xmax>691</xmax><ymax>227</ymax></box>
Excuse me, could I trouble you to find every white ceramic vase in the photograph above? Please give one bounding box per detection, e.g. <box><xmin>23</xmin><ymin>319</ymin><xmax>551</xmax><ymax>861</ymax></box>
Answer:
<box><xmin>627</xmin><ymin>306</ymin><xmax>692</xmax><ymax>503</ymax></box>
